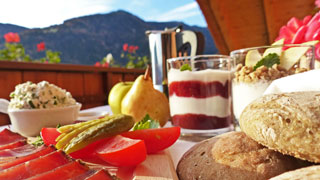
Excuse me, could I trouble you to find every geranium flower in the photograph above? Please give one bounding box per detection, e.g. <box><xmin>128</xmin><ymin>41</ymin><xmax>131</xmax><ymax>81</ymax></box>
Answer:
<box><xmin>101</xmin><ymin>62</ymin><xmax>109</xmax><ymax>67</ymax></box>
<box><xmin>4</xmin><ymin>32</ymin><xmax>20</xmax><ymax>43</ymax></box>
<box><xmin>128</xmin><ymin>45</ymin><xmax>136</xmax><ymax>53</ymax></box>
<box><xmin>37</xmin><ymin>42</ymin><xmax>46</xmax><ymax>52</ymax></box>
<box><xmin>94</xmin><ymin>62</ymin><xmax>101</xmax><ymax>66</ymax></box>
<box><xmin>123</xmin><ymin>43</ymin><xmax>128</xmax><ymax>51</ymax></box>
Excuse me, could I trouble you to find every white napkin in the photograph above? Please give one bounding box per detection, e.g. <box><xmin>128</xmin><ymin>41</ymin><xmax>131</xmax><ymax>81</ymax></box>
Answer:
<box><xmin>264</xmin><ymin>69</ymin><xmax>320</xmax><ymax>95</ymax></box>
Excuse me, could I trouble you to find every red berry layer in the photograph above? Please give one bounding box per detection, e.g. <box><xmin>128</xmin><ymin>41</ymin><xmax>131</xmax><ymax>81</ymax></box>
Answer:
<box><xmin>168</xmin><ymin>80</ymin><xmax>229</xmax><ymax>98</ymax></box>
<box><xmin>172</xmin><ymin>114</ymin><xmax>232</xmax><ymax>130</ymax></box>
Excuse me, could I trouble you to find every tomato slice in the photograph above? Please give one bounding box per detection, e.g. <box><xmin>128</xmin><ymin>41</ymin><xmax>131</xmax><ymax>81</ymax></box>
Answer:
<box><xmin>95</xmin><ymin>135</ymin><xmax>146</xmax><ymax>167</ymax></box>
<box><xmin>40</xmin><ymin>128</ymin><xmax>61</xmax><ymax>146</ymax></box>
<box><xmin>121</xmin><ymin>126</ymin><xmax>180</xmax><ymax>154</ymax></box>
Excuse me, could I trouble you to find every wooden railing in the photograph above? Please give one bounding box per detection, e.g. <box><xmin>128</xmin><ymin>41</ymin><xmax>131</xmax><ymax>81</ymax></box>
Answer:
<box><xmin>0</xmin><ymin>61</ymin><xmax>145</xmax><ymax>125</ymax></box>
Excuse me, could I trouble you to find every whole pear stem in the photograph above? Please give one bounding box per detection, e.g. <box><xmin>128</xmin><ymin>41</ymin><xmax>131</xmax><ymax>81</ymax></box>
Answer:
<box><xmin>144</xmin><ymin>65</ymin><xmax>151</xmax><ymax>80</ymax></box>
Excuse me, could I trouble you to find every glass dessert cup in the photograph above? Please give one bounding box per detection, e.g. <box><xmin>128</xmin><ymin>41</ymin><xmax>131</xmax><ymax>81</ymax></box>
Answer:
<box><xmin>167</xmin><ymin>55</ymin><xmax>234</xmax><ymax>139</ymax></box>
<box><xmin>230</xmin><ymin>44</ymin><xmax>315</xmax><ymax>128</ymax></box>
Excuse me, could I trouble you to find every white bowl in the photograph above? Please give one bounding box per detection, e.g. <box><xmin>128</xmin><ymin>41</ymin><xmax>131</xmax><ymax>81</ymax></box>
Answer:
<box><xmin>8</xmin><ymin>103</ymin><xmax>81</xmax><ymax>137</ymax></box>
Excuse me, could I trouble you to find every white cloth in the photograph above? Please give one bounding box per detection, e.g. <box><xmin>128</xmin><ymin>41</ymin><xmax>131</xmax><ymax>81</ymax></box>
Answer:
<box><xmin>264</xmin><ymin>69</ymin><xmax>320</xmax><ymax>95</ymax></box>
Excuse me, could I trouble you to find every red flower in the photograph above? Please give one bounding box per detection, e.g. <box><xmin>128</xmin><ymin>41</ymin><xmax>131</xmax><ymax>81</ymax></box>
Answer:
<box><xmin>135</xmin><ymin>46</ymin><xmax>139</xmax><ymax>51</ymax></box>
<box><xmin>128</xmin><ymin>45</ymin><xmax>136</xmax><ymax>53</ymax></box>
<box><xmin>4</xmin><ymin>32</ymin><xmax>20</xmax><ymax>43</ymax></box>
<box><xmin>102</xmin><ymin>62</ymin><xmax>109</xmax><ymax>68</ymax></box>
<box><xmin>94</xmin><ymin>62</ymin><xmax>101</xmax><ymax>67</ymax></box>
<box><xmin>123</xmin><ymin>43</ymin><xmax>128</xmax><ymax>51</ymax></box>
<box><xmin>37</xmin><ymin>42</ymin><xmax>46</xmax><ymax>52</ymax></box>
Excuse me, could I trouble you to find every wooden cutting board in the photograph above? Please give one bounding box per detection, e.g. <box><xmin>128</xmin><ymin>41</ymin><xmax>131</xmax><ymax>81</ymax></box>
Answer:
<box><xmin>133</xmin><ymin>150</ymin><xmax>179</xmax><ymax>180</ymax></box>
<box><xmin>86</xmin><ymin>150</ymin><xmax>179</xmax><ymax>180</ymax></box>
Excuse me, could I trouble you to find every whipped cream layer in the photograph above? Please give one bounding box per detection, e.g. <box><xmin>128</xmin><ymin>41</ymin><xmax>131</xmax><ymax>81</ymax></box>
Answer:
<box><xmin>168</xmin><ymin>69</ymin><xmax>231</xmax><ymax>84</ymax></box>
<box><xmin>169</xmin><ymin>94</ymin><xmax>231</xmax><ymax>117</ymax></box>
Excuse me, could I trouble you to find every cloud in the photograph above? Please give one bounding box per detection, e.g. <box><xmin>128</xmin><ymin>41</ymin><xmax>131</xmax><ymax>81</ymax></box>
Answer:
<box><xmin>0</xmin><ymin>0</ymin><xmax>114</xmax><ymax>28</ymax></box>
<box><xmin>148</xmin><ymin>2</ymin><xmax>201</xmax><ymax>22</ymax></box>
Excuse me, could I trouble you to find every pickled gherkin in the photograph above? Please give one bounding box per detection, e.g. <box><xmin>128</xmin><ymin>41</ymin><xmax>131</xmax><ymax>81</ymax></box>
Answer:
<box><xmin>63</xmin><ymin>114</ymin><xmax>134</xmax><ymax>154</ymax></box>
<box><xmin>55</xmin><ymin>119</ymin><xmax>103</xmax><ymax>150</ymax></box>
<box><xmin>57</xmin><ymin>116</ymin><xmax>109</xmax><ymax>133</ymax></box>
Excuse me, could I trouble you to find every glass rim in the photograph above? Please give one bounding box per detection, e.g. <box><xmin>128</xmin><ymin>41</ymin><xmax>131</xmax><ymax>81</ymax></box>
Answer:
<box><xmin>230</xmin><ymin>44</ymin><xmax>316</xmax><ymax>56</ymax></box>
<box><xmin>167</xmin><ymin>54</ymin><xmax>231</xmax><ymax>63</ymax></box>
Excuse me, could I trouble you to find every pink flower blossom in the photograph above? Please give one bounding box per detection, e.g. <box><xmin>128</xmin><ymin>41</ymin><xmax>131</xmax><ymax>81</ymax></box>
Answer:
<box><xmin>316</xmin><ymin>0</ymin><xmax>320</xmax><ymax>8</ymax></box>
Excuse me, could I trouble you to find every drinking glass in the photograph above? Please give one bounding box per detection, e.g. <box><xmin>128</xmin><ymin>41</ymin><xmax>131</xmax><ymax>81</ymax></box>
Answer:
<box><xmin>230</xmin><ymin>44</ymin><xmax>315</xmax><ymax>129</ymax></box>
<box><xmin>167</xmin><ymin>55</ymin><xmax>234</xmax><ymax>139</ymax></box>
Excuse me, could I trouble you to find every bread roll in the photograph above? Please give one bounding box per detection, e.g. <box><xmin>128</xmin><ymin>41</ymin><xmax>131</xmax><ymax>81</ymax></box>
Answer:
<box><xmin>270</xmin><ymin>165</ymin><xmax>320</xmax><ymax>180</ymax></box>
<box><xmin>176</xmin><ymin>131</ymin><xmax>310</xmax><ymax>180</ymax></box>
<box><xmin>240</xmin><ymin>91</ymin><xmax>320</xmax><ymax>163</ymax></box>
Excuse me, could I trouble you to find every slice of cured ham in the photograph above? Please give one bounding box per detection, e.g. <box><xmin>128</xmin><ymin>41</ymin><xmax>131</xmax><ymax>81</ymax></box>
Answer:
<box><xmin>0</xmin><ymin>129</ymin><xmax>26</xmax><ymax>147</ymax></box>
<box><xmin>0</xmin><ymin>150</ymin><xmax>71</xmax><ymax>179</ymax></box>
<box><xmin>86</xmin><ymin>169</ymin><xmax>114</xmax><ymax>180</ymax></box>
<box><xmin>70</xmin><ymin>169</ymin><xmax>113</xmax><ymax>180</ymax></box>
<box><xmin>0</xmin><ymin>144</ymin><xmax>37</xmax><ymax>158</ymax></box>
<box><xmin>0</xmin><ymin>140</ymin><xmax>26</xmax><ymax>151</ymax></box>
<box><xmin>27</xmin><ymin>161</ymin><xmax>89</xmax><ymax>180</ymax></box>
<box><xmin>0</xmin><ymin>145</ymin><xmax>56</xmax><ymax>170</ymax></box>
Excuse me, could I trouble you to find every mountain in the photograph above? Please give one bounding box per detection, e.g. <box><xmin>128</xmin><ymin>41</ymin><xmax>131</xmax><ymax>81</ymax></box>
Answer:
<box><xmin>0</xmin><ymin>24</ymin><xmax>28</xmax><ymax>38</ymax></box>
<box><xmin>0</xmin><ymin>10</ymin><xmax>217</xmax><ymax>65</ymax></box>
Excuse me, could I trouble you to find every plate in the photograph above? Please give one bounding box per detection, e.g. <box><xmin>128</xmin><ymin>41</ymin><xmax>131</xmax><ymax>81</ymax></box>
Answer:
<box><xmin>77</xmin><ymin>111</ymin><xmax>109</xmax><ymax>121</ymax></box>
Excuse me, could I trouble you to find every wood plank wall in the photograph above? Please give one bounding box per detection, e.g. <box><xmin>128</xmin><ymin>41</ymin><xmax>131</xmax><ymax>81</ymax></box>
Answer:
<box><xmin>0</xmin><ymin>61</ymin><xmax>145</xmax><ymax>126</ymax></box>
<box><xmin>196</xmin><ymin>0</ymin><xmax>315</xmax><ymax>54</ymax></box>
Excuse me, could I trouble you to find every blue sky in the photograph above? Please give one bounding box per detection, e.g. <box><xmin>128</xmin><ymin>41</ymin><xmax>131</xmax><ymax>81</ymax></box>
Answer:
<box><xmin>0</xmin><ymin>0</ymin><xmax>207</xmax><ymax>28</ymax></box>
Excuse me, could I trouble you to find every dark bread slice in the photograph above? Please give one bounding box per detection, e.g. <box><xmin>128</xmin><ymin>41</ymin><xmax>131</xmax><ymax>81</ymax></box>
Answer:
<box><xmin>176</xmin><ymin>131</ymin><xmax>311</xmax><ymax>180</ymax></box>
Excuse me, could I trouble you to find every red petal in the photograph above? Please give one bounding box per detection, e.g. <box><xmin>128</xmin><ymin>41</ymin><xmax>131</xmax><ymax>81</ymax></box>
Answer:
<box><xmin>279</xmin><ymin>26</ymin><xmax>295</xmax><ymax>41</ymax></box>
<box><xmin>303</xmin><ymin>15</ymin><xmax>312</xmax><ymax>25</ymax></box>
<box><xmin>287</xmin><ymin>17</ymin><xmax>302</xmax><ymax>32</ymax></box>
<box><xmin>307</xmin><ymin>12</ymin><xmax>320</xmax><ymax>26</ymax></box>
<box><xmin>305</xmin><ymin>21</ymin><xmax>320</xmax><ymax>41</ymax></box>
<box><xmin>291</xmin><ymin>25</ymin><xmax>308</xmax><ymax>44</ymax></box>
<box><xmin>312</xmin><ymin>28</ymin><xmax>320</xmax><ymax>40</ymax></box>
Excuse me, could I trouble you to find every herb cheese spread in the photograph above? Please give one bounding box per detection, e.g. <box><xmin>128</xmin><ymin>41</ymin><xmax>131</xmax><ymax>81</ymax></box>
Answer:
<box><xmin>9</xmin><ymin>81</ymin><xmax>76</xmax><ymax>109</ymax></box>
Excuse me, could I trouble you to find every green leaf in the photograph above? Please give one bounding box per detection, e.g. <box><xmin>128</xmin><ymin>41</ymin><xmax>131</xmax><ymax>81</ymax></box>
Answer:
<box><xmin>253</xmin><ymin>53</ymin><xmax>280</xmax><ymax>71</ymax></box>
<box><xmin>32</xmin><ymin>136</ymin><xmax>44</xmax><ymax>147</ymax></box>
<box><xmin>132</xmin><ymin>114</ymin><xmax>160</xmax><ymax>130</ymax></box>
<box><xmin>180</xmin><ymin>64</ymin><xmax>192</xmax><ymax>71</ymax></box>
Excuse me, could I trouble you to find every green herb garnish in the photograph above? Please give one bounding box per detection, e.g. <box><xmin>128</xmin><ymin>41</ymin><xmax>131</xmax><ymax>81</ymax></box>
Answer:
<box><xmin>28</xmin><ymin>100</ymin><xmax>36</xmax><ymax>108</ymax></box>
<box><xmin>253</xmin><ymin>53</ymin><xmax>280</xmax><ymax>71</ymax></box>
<box><xmin>9</xmin><ymin>92</ymin><xmax>15</xmax><ymax>98</ymax></box>
<box><xmin>32</xmin><ymin>136</ymin><xmax>44</xmax><ymax>147</ymax></box>
<box><xmin>133</xmin><ymin>114</ymin><xmax>160</xmax><ymax>130</ymax></box>
<box><xmin>180</xmin><ymin>64</ymin><xmax>192</xmax><ymax>71</ymax></box>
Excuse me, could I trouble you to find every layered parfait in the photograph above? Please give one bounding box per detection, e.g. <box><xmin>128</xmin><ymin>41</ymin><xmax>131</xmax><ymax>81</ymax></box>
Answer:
<box><xmin>167</xmin><ymin>56</ymin><xmax>233</xmax><ymax>131</ymax></box>
<box><xmin>232</xmin><ymin>39</ymin><xmax>317</xmax><ymax>121</ymax></box>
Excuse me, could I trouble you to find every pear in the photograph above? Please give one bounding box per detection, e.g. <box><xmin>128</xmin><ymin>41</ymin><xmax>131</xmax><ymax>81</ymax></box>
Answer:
<box><xmin>108</xmin><ymin>81</ymin><xmax>133</xmax><ymax>114</ymax></box>
<box><xmin>262</xmin><ymin>38</ymin><xmax>285</xmax><ymax>57</ymax></box>
<box><xmin>121</xmin><ymin>66</ymin><xmax>170</xmax><ymax>126</ymax></box>
<box><xmin>245</xmin><ymin>49</ymin><xmax>262</xmax><ymax>67</ymax></box>
<box><xmin>280</xmin><ymin>40</ymin><xmax>319</xmax><ymax>70</ymax></box>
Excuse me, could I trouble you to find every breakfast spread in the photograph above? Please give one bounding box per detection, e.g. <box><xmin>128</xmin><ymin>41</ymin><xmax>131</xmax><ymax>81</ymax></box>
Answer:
<box><xmin>9</xmin><ymin>81</ymin><xmax>76</xmax><ymax>110</ymax></box>
<box><xmin>168</xmin><ymin>66</ymin><xmax>232</xmax><ymax>130</ymax></box>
